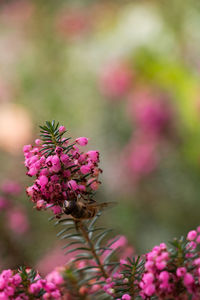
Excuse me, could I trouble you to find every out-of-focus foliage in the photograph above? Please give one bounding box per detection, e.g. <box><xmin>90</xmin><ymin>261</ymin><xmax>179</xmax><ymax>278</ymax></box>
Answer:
<box><xmin>1</xmin><ymin>0</ymin><xmax>200</xmax><ymax>271</ymax></box>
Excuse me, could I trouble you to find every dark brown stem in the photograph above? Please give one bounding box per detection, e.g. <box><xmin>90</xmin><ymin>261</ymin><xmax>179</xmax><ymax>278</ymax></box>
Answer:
<box><xmin>79</xmin><ymin>222</ymin><xmax>109</xmax><ymax>279</ymax></box>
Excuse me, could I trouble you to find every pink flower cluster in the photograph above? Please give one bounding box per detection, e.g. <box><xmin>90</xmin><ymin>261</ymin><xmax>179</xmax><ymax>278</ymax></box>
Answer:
<box><xmin>123</xmin><ymin>89</ymin><xmax>173</xmax><ymax>182</ymax></box>
<box><xmin>56</xmin><ymin>7</ymin><xmax>92</xmax><ymax>40</ymax></box>
<box><xmin>128</xmin><ymin>90</ymin><xmax>172</xmax><ymax>138</ymax></box>
<box><xmin>140</xmin><ymin>242</ymin><xmax>171</xmax><ymax>298</ymax></box>
<box><xmin>1</xmin><ymin>181</ymin><xmax>21</xmax><ymax>196</ymax></box>
<box><xmin>99</xmin><ymin>59</ymin><xmax>174</xmax><ymax>182</ymax></box>
<box><xmin>0</xmin><ymin>269</ymin><xmax>22</xmax><ymax>299</ymax></box>
<box><xmin>187</xmin><ymin>228</ymin><xmax>200</xmax><ymax>245</ymax></box>
<box><xmin>0</xmin><ymin>268</ymin><xmax>62</xmax><ymax>299</ymax></box>
<box><xmin>99</xmin><ymin>61</ymin><xmax>133</xmax><ymax>99</ymax></box>
<box><xmin>139</xmin><ymin>227</ymin><xmax>200</xmax><ymax>299</ymax></box>
<box><xmin>1</xmin><ymin>225</ymin><xmax>200</xmax><ymax>299</ymax></box>
<box><xmin>7</xmin><ymin>207</ymin><xmax>29</xmax><ymax>235</ymax></box>
<box><xmin>124</xmin><ymin>135</ymin><xmax>158</xmax><ymax>181</ymax></box>
<box><xmin>23</xmin><ymin>126</ymin><xmax>102</xmax><ymax>215</ymax></box>
<box><xmin>101</xmin><ymin>226</ymin><xmax>200</xmax><ymax>299</ymax></box>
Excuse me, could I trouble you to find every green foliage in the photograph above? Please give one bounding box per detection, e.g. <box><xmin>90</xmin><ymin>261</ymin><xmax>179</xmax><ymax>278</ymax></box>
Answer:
<box><xmin>39</xmin><ymin>120</ymin><xmax>71</xmax><ymax>155</ymax></box>
<box><xmin>18</xmin><ymin>267</ymin><xmax>46</xmax><ymax>299</ymax></box>
<box><xmin>114</xmin><ymin>256</ymin><xmax>145</xmax><ymax>299</ymax></box>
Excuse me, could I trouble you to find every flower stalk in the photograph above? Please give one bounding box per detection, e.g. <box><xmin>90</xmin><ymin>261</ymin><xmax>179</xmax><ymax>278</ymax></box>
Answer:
<box><xmin>78</xmin><ymin>221</ymin><xmax>109</xmax><ymax>279</ymax></box>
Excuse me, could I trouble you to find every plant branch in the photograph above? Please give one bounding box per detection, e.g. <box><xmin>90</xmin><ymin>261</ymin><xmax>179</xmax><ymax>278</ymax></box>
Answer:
<box><xmin>78</xmin><ymin>221</ymin><xmax>109</xmax><ymax>279</ymax></box>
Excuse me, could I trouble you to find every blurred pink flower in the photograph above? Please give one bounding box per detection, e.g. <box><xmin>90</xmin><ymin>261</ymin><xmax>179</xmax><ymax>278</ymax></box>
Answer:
<box><xmin>103</xmin><ymin>235</ymin><xmax>134</xmax><ymax>262</ymax></box>
<box><xmin>1</xmin><ymin>181</ymin><xmax>21</xmax><ymax>196</ymax></box>
<box><xmin>36</xmin><ymin>244</ymin><xmax>81</xmax><ymax>275</ymax></box>
<box><xmin>56</xmin><ymin>7</ymin><xmax>91</xmax><ymax>39</ymax></box>
<box><xmin>99</xmin><ymin>62</ymin><xmax>133</xmax><ymax>99</ymax></box>
<box><xmin>6</xmin><ymin>207</ymin><xmax>29</xmax><ymax>235</ymax></box>
<box><xmin>0</xmin><ymin>196</ymin><xmax>8</xmax><ymax>211</ymax></box>
<box><xmin>0</xmin><ymin>0</ymin><xmax>34</xmax><ymax>27</ymax></box>
<box><xmin>128</xmin><ymin>90</ymin><xmax>172</xmax><ymax>137</ymax></box>
<box><xmin>129</xmin><ymin>142</ymin><xmax>157</xmax><ymax>175</ymax></box>
<box><xmin>123</xmin><ymin>134</ymin><xmax>158</xmax><ymax>181</ymax></box>
<box><xmin>46</xmin><ymin>268</ymin><xmax>64</xmax><ymax>286</ymax></box>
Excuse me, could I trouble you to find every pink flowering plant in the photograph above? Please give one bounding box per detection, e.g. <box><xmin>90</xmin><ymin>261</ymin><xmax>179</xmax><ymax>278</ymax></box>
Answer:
<box><xmin>1</xmin><ymin>120</ymin><xmax>200</xmax><ymax>299</ymax></box>
<box><xmin>24</xmin><ymin>121</ymin><xmax>102</xmax><ymax>216</ymax></box>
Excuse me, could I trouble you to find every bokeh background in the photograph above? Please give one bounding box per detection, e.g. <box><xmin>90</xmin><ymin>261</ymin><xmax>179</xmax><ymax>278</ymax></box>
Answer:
<box><xmin>1</xmin><ymin>0</ymin><xmax>200</xmax><ymax>275</ymax></box>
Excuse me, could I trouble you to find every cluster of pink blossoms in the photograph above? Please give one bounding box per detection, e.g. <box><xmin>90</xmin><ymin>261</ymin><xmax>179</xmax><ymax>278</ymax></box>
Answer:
<box><xmin>23</xmin><ymin>125</ymin><xmax>101</xmax><ymax>215</ymax></box>
<box><xmin>103</xmin><ymin>273</ymin><xmax>132</xmax><ymax>299</ymax></box>
<box><xmin>99</xmin><ymin>61</ymin><xmax>133</xmax><ymax>99</ymax></box>
<box><xmin>124</xmin><ymin>89</ymin><xmax>173</xmax><ymax>181</ymax></box>
<box><xmin>0</xmin><ymin>268</ymin><xmax>62</xmax><ymax>299</ymax></box>
<box><xmin>139</xmin><ymin>227</ymin><xmax>200</xmax><ymax>299</ymax></box>
<box><xmin>128</xmin><ymin>90</ymin><xmax>172</xmax><ymax>139</ymax></box>
<box><xmin>99</xmin><ymin>59</ymin><xmax>174</xmax><ymax>182</ymax></box>
<box><xmin>101</xmin><ymin>226</ymin><xmax>200</xmax><ymax>299</ymax></box>
<box><xmin>140</xmin><ymin>242</ymin><xmax>171</xmax><ymax>298</ymax></box>
<box><xmin>0</xmin><ymin>225</ymin><xmax>200</xmax><ymax>299</ymax></box>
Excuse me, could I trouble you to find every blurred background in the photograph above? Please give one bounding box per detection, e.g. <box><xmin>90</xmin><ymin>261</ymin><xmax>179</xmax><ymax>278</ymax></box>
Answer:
<box><xmin>1</xmin><ymin>0</ymin><xmax>200</xmax><ymax>275</ymax></box>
